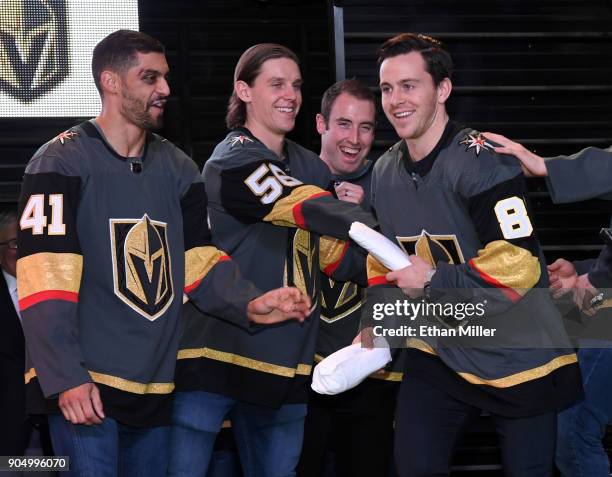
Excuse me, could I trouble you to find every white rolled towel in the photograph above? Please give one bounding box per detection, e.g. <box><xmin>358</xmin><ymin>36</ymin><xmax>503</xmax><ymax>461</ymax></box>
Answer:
<box><xmin>311</xmin><ymin>222</ymin><xmax>408</xmax><ymax>396</ymax></box>
<box><xmin>311</xmin><ymin>337</ymin><xmax>392</xmax><ymax>395</ymax></box>
<box><xmin>349</xmin><ymin>222</ymin><xmax>411</xmax><ymax>270</ymax></box>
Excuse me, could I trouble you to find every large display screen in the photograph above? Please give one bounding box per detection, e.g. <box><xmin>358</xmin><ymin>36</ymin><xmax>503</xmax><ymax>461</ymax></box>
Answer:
<box><xmin>0</xmin><ymin>0</ymin><xmax>139</xmax><ymax>117</ymax></box>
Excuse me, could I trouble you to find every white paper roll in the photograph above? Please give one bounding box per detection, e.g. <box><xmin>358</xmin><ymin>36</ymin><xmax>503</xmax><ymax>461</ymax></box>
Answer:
<box><xmin>349</xmin><ymin>222</ymin><xmax>411</xmax><ymax>270</ymax></box>
<box><xmin>311</xmin><ymin>337</ymin><xmax>392</xmax><ymax>395</ymax></box>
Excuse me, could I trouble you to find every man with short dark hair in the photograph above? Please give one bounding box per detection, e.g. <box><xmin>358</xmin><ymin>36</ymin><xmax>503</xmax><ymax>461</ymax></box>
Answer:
<box><xmin>17</xmin><ymin>30</ymin><xmax>310</xmax><ymax>477</ymax></box>
<box><xmin>170</xmin><ymin>45</ymin><xmax>376</xmax><ymax>477</ymax></box>
<box><xmin>366</xmin><ymin>33</ymin><xmax>581</xmax><ymax>476</ymax></box>
<box><xmin>297</xmin><ymin>78</ymin><xmax>399</xmax><ymax>477</ymax></box>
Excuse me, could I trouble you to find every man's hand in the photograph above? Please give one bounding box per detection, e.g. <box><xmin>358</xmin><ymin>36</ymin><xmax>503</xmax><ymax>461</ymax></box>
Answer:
<box><xmin>351</xmin><ymin>328</ymin><xmax>386</xmax><ymax>375</ymax></box>
<box><xmin>386</xmin><ymin>255</ymin><xmax>434</xmax><ymax>298</ymax></box>
<box><xmin>247</xmin><ymin>287</ymin><xmax>312</xmax><ymax>325</ymax></box>
<box><xmin>335</xmin><ymin>181</ymin><xmax>365</xmax><ymax>205</ymax></box>
<box><xmin>547</xmin><ymin>258</ymin><xmax>578</xmax><ymax>299</ymax></box>
<box><xmin>58</xmin><ymin>382</ymin><xmax>104</xmax><ymax>425</ymax></box>
<box><xmin>482</xmin><ymin>132</ymin><xmax>547</xmax><ymax>177</ymax></box>
<box><xmin>573</xmin><ymin>273</ymin><xmax>599</xmax><ymax>316</ymax></box>
<box><xmin>352</xmin><ymin>326</ymin><xmax>375</xmax><ymax>349</ymax></box>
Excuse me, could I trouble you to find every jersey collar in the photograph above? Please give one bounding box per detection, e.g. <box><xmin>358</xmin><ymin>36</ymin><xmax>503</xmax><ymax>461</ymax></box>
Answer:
<box><xmin>231</xmin><ymin>127</ymin><xmax>290</xmax><ymax>161</ymax></box>
<box><xmin>81</xmin><ymin>119</ymin><xmax>152</xmax><ymax>164</ymax></box>
<box><xmin>400</xmin><ymin>120</ymin><xmax>463</xmax><ymax>177</ymax></box>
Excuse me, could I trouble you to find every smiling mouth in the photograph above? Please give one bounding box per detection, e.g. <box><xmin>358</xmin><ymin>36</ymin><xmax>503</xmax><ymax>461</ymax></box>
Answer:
<box><xmin>149</xmin><ymin>99</ymin><xmax>167</xmax><ymax>111</ymax></box>
<box><xmin>393</xmin><ymin>111</ymin><xmax>413</xmax><ymax>119</ymax></box>
<box><xmin>276</xmin><ymin>106</ymin><xmax>295</xmax><ymax>114</ymax></box>
<box><xmin>340</xmin><ymin>146</ymin><xmax>360</xmax><ymax>158</ymax></box>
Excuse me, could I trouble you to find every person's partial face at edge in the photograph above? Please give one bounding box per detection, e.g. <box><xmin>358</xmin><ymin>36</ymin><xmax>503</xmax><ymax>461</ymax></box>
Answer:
<box><xmin>379</xmin><ymin>51</ymin><xmax>448</xmax><ymax>141</ymax></box>
<box><xmin>0</xmin><ymin>219</ymin><xmax>17</xmax><ymax>277</ymax></box>
<box><xmin>117</xmin><ymin>52</ymin><xmax>170</xmax><ymax>131</ymax></box>
<box><xmin>243</xmin><ymin>57</ymin><xmax>303</xmax><ymax>136</ymax></box>
<box><xmin>316</xmin><ymin>93</ymin><xmax>375</xmax><ymax>176</ymax></box>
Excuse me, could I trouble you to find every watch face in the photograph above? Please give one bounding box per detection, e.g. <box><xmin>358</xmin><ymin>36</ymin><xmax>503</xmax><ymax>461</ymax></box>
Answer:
<box><xmin>590</xmin><ymin>292</ymin><xmax>604</xmax><ymax>308</ymax></box>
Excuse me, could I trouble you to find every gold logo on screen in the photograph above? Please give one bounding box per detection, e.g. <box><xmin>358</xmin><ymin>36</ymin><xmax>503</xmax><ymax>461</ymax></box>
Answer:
<box><xmin>0</xmin><ymin>0</ymin><xmax>69</xmax><ymax>102</ymax></box>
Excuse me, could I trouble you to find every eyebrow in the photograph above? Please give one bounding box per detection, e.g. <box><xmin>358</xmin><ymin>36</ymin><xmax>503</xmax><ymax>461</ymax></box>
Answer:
<box><xmin>379</xmin><ymin>78</ymin><xmax>420</xmax><ymax>86</ymax></box>
<box><xmin>140</xmin><ymin>68</ymin><xmax>167</xmax><ymax>77</ymax></box>
<box><xmin>336</xmin><ymin>117</ymin><xmax>375</xmax><ymax>127</ymax></box>
<box><xmin>268</xmin><ymin>77</ymin><xmax>303</xmax><ymax>84</ymax></box>
<box><xmin>397</xmin><ymin>78</ymin><xmax>420</xmax><ymax>85</ymax></box>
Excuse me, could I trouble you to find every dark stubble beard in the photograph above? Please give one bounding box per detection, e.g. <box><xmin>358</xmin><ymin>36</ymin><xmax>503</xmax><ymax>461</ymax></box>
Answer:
<box><xmin>120</xmin><ymin>89</ymin><xmax>164</xmax><ymax>131</ymax></box>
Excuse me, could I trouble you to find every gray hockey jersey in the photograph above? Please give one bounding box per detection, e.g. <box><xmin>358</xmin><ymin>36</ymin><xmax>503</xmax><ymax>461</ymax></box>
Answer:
<box><xmin>175</xmin><ymin>128</ymin><xmax>376</xmax><ymax>407</ymax></box>
<box><xmin>317</xmin><ymin>160</ymin><xmax>403</xmax><ymax>382</ymax></box>
<box><xmin>17</xmin><ymin>121</ymin><xmax>259</xmax><ymax>426</ymax></box>
<box><xmin>367</xmin><ymin>121</ymin><xmax>581</xmax><ymax>416</ymax></box>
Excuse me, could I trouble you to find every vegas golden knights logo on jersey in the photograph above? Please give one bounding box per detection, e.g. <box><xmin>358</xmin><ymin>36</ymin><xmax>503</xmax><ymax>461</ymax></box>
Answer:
<box><xmin>110</xmin><ymin>215</ymin><xmax>174</xmax><ymax>321</ymax></box>
<box><xmin>0</xmin><ymin>0</ymin><xmax>69</xmax><ymax>102</ymax></box>
<box><xmin>320</xmin><ymin>279</ymin><xmax>361</xmax><ymax>323</ymax></box>
<box><xmin>397</xmin><ymin>230</ymin><xmax>465</xmax><ymax>267</ymax></box>
<box><xmin>285</xmin><ymin>229</ymin><xmax>319</xmax><ymax>308</ymax></box>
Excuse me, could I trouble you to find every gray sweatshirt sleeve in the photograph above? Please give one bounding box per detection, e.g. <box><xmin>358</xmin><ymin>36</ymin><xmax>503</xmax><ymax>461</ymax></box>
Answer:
<box><xmin>545</xmin><ymin>146</ymin><xmax>612</xmax><ymax>203</ymax></box>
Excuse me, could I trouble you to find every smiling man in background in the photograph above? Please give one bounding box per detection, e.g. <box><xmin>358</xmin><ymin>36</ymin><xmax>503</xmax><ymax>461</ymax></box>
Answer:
<box><xmin>297</xmin><ymin>78</ymin><xmax>400</xmax><ymax>477</ymax></box>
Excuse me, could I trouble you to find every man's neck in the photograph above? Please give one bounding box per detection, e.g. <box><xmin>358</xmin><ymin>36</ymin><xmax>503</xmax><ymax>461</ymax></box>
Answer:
<box><xmin>319</xmin><ymin>153</ymin><xmax>339</xmax><ymax>175</ymax></box>
<box><xmin>405</xmin><ymin>111</ymin><xmax>449</xmax><ymax>162</ymax></box>
<box><xmin>96</xmin><ymin>108</ymin><xmax>147</xmax><ymax>157</ymax></box>
<box><xmin>319</xmin><ymin>153</ymin><xmax>364</xmax><ymax>177</ymax></box>
<box><xmin>244</xmin><ymin>121</ymin><xmax>285</xmax><ymax>157</ymax></box>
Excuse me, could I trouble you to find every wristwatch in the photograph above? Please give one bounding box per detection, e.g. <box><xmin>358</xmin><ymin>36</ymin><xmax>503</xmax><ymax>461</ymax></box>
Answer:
<box><xmin>423</xmin><ymin>268</ymin><xmax>436</xmax><ymax>300</ymax></box>
<box><xmin>590</xmin><ymin>291</ymin><xmax>605</xmax><ymax>309</ymax></box>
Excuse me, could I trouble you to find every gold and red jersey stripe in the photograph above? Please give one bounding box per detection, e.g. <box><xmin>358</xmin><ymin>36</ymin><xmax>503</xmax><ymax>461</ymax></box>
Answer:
<box><xmin>17</xmin><ymin>252</ymin><xmax>82</xmax><ymax>311</ymax></box>
<box><xmin>319</xmin><ymin>236</ymin><xmax>350</xmax><ymax>276</ymax></box>
<box><xmin>184</xmin><ymin>246</ymin><xmax>231</xmax><ymax>293</ymax></box>
<box><xmin>367</xmin><ymin>254</ymin><xmax>391</xmax><ymax>287</ymax></box>
<box><xmin>468</xmin><ymin>240</ymin><xmax>540</xmax><ymax>302</ymax></box>
<box><xmin>263</xmin><ymin>185</ymin><xmax>331</xmax><ymax>228</ymax></box>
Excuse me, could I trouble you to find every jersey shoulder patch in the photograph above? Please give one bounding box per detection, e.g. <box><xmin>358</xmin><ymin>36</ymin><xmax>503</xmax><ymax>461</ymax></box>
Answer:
<box><xmin>228</xmin><ymin>134</ymin><xmax>255</xmax><ymax>148</ymax></box>
<box><xmin>52</xmin><ymin>129</ymin><xmax>80</xmax><ymax>145</ymax></box>
<box><xmin>458</xmin><ymin>129</ymin><xmax>494</xmax><ymax>157</ymax></box>
<box><xmin>214</xmin><ymin>133</ymin><xmax>275</xmax><ymax>170</ymax></box>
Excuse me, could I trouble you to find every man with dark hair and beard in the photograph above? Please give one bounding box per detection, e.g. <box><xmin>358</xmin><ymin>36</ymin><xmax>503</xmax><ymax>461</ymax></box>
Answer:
<box><xmin>17</xmin><ymin>29</ymin><xmax>311</xmax><ymax>477</ymax></box>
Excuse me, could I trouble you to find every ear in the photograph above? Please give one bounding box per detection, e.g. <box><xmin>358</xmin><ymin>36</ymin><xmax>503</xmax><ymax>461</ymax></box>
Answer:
<box><xmin>437</xmin><ymin>77</ymin><xmax>452</xmax><ymax>104</ymax></box>
<box><xmin>315</xmin><ymin>113</ymin><xmax>327</xmax><ymax>135</ymax></box>
<box><xmin>234</xmin><ymin>80</ymin><xmax>251</xmax><ymax>103</ymax></box>
<box><xmin>100</xmin><ymin>70</ymin><xmax>119</xmax><ymax>96</ymax></box>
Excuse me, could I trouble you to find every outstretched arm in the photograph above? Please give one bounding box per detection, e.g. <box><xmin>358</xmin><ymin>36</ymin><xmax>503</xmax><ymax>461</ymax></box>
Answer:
<box><xmin>181</xmin><ymin>163</ymin><xmax>310</xmax><ymax>328</ymax></box>
<box><xmin>482</xmin><ymin>132</ymin><xmax>547</xmax><ymax>177</ymax></box>
<box><xmin>247</xmin><ymin>287</ymin><xmax>312</xmax><ymax>324</ymax></box>
<box><xmin>484</xmin><ymin>132</ymin><xmax>612</xmax><ymax>202</ymax></box>
<box><xmin>217</xmin><ymin>157</ymin><xmax>376</xmax><ymax>240</ymax></box>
